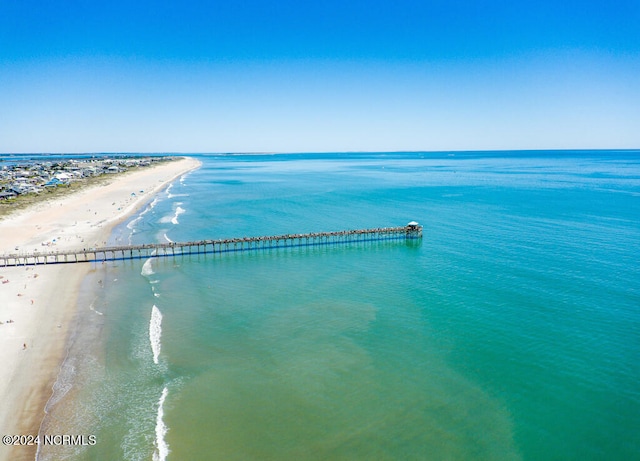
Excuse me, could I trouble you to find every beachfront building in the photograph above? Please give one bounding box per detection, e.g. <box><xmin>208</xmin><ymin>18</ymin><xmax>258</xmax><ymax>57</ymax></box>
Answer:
<box><xmin>0</xmin><ymin>155</ymin><xmax>173</xmax><ymax>199</ymax></box>
<box><xmin>0</xmin><ymin>190</ymin><xmax>18</xmax><ymax>200</ymax></box>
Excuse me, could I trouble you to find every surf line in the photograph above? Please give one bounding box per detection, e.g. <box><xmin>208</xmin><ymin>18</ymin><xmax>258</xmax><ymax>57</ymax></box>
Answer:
<box><xmin>153</xmin><ymin>387</ymin><xmax>170</xmax><ymax>461</ymax></box>
<box><xmin>149</xmin><ymin>305</ymin><xmax>168</xmax><ymax>460</ymax></box>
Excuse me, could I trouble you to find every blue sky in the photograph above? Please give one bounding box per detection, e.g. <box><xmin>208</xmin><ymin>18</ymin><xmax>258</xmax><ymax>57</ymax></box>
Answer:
<box><xmin>1</xmin><ymin>0</ymin><xmax>638</xmax><ymax>153</ymax></box>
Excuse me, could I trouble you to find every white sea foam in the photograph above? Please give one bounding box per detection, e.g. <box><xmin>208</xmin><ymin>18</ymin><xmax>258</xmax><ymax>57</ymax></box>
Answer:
<box><xmin>168</xmin><ymin>182</ymin><xmax>188</xmax><ymax>199</ymax></box>
<box><xmin>45</xmin><ymin>356</ymin><xmax>76</xmax><ymax>408</ymax></box>
<box><xmin>141</xmin><ymin>258</ymin><xmax>155</xmax><ymax>276</ymax></box>
<box><xmin>149</xmin><ymin>305</ymin><xmax>163</xmax><ymax>365</ymax></box>
<box><xmin>89</xmin><ymin>300</ymin><xmax>103</xmax><ymax>316</ymax></box>
<box><xmin>167</xmin><ymin>185</ymin><xmax>189</xmax><ymax>198</ymax></box>
<box><xmin>153</xmin><ymin>387</ymin><xmax>170</xmax><ymax>461</ymax></box>
<box><xmin>143</xmin><ymin>197</ymin><xmax>159</xmax><ymax>215</ymax></box>
<box><xmin>163</xmin><ymin>233</ymin><xmax>173</xmax><ymax>243</ymax></box>
<box><xmin>126</xmin><ymin>216</ymin><xmax>143</xmax><ymax>230</ymax></box>
<box><xmin>171</xmin><ymin>206</ymin><xmax>185</xmax><ymax>225</ymax></box>
<box><xmin>138</xmin><ymin>197</ymin><xmax>159</xmax><ymax>219</ymax></box>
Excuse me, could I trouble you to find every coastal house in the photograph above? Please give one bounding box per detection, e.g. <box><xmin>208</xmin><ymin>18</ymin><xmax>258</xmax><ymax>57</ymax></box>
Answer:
<box><xmin>63</xmin><ymin>164</ymin><xmax>81</xmax><ymax>173</ymax></box>
<box><xmin>25</xmin><ymin>185</ymin><xmax>43</xmax><ymax>194</ymax></box>
<box><xmin>53</xmin><ymin>172</ymin><xmax>72</xmax><ymax>182</ymax></box>
<box><xmin>105</xmin><ymin>165</ymin><xmax>123</xmax><ymax>174</ymax></box>
<box><xmin>34</xmin><ymin>173</ymin><xmax>50</xmax><ymax>185</ymax></box>
<box><xmin>14</xmin><ymin>169</ymin><xmax>32</xmax><ymax>178</ymax></box>
<box><xmin>79</xmin><ymin>166</ymin><xmax>99</xmax><ymax>177</ymax></box>
<box><xmin>44</xmin><ymin>177</ymin><xmax>64</xmax><ymax>187</ymax></box>
<box><xmin>0</xmin><ymin>190</ymin><xmax>18</xmax><ymax>200</ymax></box>
<box><xmin>9</xmin><ymin>184</ymin><xmax>28</xmax><ymax>195</ymax></box>
<box><xmin>10</xmin><ymin>184</ymin><xmax>41</xmax><ymax>195</ymax></box>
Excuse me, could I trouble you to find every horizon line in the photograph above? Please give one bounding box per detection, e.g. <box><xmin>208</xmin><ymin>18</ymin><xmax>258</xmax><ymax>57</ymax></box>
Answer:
<box><xmin>2</xmin><ymin>148</ymin><xmax>639</xmax><ymax>156</ymax></box>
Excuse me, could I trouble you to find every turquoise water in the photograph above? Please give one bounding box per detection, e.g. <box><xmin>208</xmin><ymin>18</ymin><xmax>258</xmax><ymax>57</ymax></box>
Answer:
<box><xmin>40</xmin><ymin>151</ymin><xmax>640</xmax><ymax>460</ymax></box>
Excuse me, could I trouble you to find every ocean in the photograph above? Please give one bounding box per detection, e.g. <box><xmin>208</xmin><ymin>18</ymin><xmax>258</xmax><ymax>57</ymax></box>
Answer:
<box><xmin>38</xmin><ymin>151</ymin><xmax>640</xmax><ymax>460</ymax></box>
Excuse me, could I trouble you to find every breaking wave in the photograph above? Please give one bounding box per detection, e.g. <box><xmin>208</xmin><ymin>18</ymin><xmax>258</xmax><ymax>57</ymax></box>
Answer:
<box><xmin>141</xmin><ymin>258</ymin><xmax>154</xmax><ymax>276</ymax></box>
<box><xmin>149</xmin><ymin>305</ymin><xmax>163</xmax><ymax>365</ymax></box>
<box><xmin>153</xmin><ymin>387</ymin><xmax>170</xmax><ymax>461</ymax></box>
<box><xmin>171</xmin><ymin>206</ymin><xmax>185</xmax><ymax>225</ymax></box>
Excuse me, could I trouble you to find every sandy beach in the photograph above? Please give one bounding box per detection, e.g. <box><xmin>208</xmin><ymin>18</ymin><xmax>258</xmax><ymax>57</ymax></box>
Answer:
<box><xmin>0</xmin><ymin>156</ymin><xmax>200</xmax><ymax>461</ymax></box>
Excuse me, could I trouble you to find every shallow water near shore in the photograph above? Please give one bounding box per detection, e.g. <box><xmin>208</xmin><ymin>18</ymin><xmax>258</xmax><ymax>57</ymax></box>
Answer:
<box><xmin>39</xmin><ymin>151</ymin><xmax>640</xmax><ymax>460</ymax></box>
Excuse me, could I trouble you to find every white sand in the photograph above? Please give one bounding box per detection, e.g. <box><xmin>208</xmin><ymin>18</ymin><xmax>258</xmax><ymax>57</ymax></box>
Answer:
<box><xmin>0</xmin><ymin>156</ymin><xmax>201</xmax><ymax>461</ymax></box>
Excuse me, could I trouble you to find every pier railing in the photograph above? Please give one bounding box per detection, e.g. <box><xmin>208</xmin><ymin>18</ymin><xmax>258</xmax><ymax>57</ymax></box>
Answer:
<box><xmin>0</xmin><ymin>224</ymin><xmax>422</xmax><ymax>267</ymax></box>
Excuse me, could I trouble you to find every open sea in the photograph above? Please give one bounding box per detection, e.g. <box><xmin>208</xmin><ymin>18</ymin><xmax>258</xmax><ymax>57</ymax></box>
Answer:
<box><xmin>38</xmin><ymin>151</ymin><xmax>640</xmax><ymax>460</ymax></box>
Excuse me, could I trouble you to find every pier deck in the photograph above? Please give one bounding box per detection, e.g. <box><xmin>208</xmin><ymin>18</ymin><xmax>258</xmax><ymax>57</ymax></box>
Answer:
<box><xmin>0</xmin><ymin>224</ymin><xmax>422</xmax><ymax>267</ymax></box>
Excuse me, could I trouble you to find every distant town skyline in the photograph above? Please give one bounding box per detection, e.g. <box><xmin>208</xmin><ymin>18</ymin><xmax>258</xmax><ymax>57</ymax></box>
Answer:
<box><xmin>1</xmin><ymin>0</ymin><xmax>639</xmax><ymax>153</ymax></box>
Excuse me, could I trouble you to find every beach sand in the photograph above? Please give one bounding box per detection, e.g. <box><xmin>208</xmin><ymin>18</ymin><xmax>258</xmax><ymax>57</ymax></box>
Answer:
<box><xmin>0</xmin><ymin>156</ymin><xmax>201</xmax><ymax>461</ymax></box>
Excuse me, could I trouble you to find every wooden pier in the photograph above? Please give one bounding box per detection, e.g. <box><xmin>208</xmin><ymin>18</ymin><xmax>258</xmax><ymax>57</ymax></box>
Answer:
<box><xmin>0</xmin><ymin>223</ymin><xmax>422</xmax><ymax>267</ymax></box>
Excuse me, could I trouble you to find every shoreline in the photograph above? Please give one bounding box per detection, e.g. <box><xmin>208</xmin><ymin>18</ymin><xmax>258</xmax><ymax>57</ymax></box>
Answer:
<box><xmin>0</xmin><ymin>156</ymin><xmax>201</xmax><ymax>461</ymax></box>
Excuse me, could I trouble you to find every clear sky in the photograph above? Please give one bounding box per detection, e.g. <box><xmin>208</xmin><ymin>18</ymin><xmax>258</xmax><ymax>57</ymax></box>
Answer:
<box><xmin>1</xmin><ymin>0</ymin><xmax>639</xmax><ymax>153</ymax></box>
